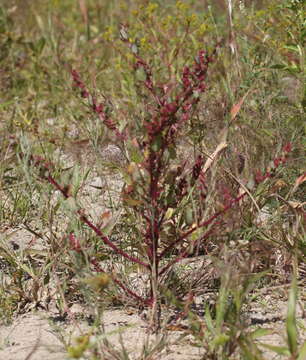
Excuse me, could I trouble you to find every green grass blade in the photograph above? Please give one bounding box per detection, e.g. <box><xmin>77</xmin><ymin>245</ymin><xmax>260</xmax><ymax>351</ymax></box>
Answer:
<box><xmin>259</xmin><ymin>343</ymin><xmax>290</xmax><ymax>356</ymax></box>
<box><xmin>286</xmin><ymin>268</ymin><xmax>298</xmax><ymax>355</ymax></box>
<box><xmin>297</xmin><ymin>341</ymin><xmax>306</xmax><ymax>360</ymax></box>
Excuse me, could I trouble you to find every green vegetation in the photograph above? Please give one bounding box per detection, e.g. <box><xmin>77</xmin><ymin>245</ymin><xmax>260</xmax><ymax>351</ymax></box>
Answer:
<box><xmin>0</xmin><ymin>0</ymin><xmax>305</xmax><ymax>359</ymax></box>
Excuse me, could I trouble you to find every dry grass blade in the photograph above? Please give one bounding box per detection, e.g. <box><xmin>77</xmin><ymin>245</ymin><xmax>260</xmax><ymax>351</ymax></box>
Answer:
<box><xmin>202</xmin><ymin>141</ymin><xmax>227</xmax><ymax>175</ymax></box>
<box><xmin>230</xmin><ymin>89</ymin><xmax>252</xmax><ymax>122</ymax></box>
<box><xmin>290</xmin><ymin>172</ymin><xmax>306</xmax><ymax>195</ymax></box>
<box><xmin>78</xmin><ymin>0</ymin><xmax>88</xmax><ymax>25</ymax></box>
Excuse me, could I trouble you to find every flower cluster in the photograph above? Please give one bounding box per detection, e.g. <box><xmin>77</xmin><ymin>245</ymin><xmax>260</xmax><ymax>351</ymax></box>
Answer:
<box><xmin>71</xmin><ymin>69</ymin><xmax>124</xmax><ymax>140</ymax></box>
<box><xmin>192</xmin><ymin>155</ymin><xmax>204</xmax><ymax>180</ymax></box>
<box><xmin>71</xmin><ymin>69</ymin><xmax>89</xmax><ymax>98</ymax></box>
<box><xmin>255</xmin><ymin>142</ymin><xmax>292</xmax><ymax>184</ymax></box>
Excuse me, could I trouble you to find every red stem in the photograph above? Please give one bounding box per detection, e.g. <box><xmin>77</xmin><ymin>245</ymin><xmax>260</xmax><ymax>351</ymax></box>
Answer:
<box><xmin>159</xmin><ymin>191</ymin><xmax>247</xmax><ymax>260</ymax></box>
<box><xmin>158</xmin><ymin>227</ymin><xmax>215</xmax><ymax>276</ymax></box>
<box><xmin>90</xmin><ymin>258</ymin><xmax>151</xmax><ymax>305</ymax></box>
<box><xmin>79</xmin><ymin>212</ymin><xmax>150</xmax><ymax>269</ymax></box>
<box><xmin>46</xmin><ymin>174</ymin><xmax>150</xmax><ymax>269</ymax></box>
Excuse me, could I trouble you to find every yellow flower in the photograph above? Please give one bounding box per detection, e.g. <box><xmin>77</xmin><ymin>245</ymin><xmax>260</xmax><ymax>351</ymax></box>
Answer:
<box><xmin>162</xmin><ymin>15</ymin><xmax>174</xmax><ymax>28</ymax></box>
<box><xmin>145</xmin><ymin>2</ymin><xmax>159</xmax><ymax>16</ymax></box>
<box><xmin>197</xmin><ymin>23</ymin><xmax>208</xmax><ymax>36</ymax></box>
<box><xmin>176</xmin><ymin>1</ymin><xmax>189</xmax><ymax>12</ymax></box>
<box><xmin>119</xmin><ymin>1</ymin><xmax>127</xmax><ymax>11</ymax></box>
<box><xmin>140</xmin><ymin>37</ymin><xmax>150</xmax><ymax>51</ymax></box>
<box><xmin>187</xmin><ymin>13</ymin><xmax>198</xmax><ymax>25</ymax></box>
<box><xmin>102</xmin><ymin>26</ymin><xmax>114</xmax><ymax>41</ymax></box>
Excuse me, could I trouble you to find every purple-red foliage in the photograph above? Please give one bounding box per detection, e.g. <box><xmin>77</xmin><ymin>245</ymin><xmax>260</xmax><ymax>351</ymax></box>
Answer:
<box><xmin>30</xmin><ymin>34</ymin><xmax>293</xmax><ymax>307</ymax></box>
<box><xmin>69</xmin><ymin>232</ymin><xmax>81</xmax><ymax>252</ymax></box>
<box><xmin>71</xmin><ymin>69</ymin><xmax>125</xmax><ymax>140</ymax></box>
<box><xmin>255</xmin><ymin>142</ymin><xmax>292</xmax><ymax>184</ymax></box>
<box><xmin>30</xmin><ymin>138</ymin><xmax>292</xmax><ymax>306</ymax></box>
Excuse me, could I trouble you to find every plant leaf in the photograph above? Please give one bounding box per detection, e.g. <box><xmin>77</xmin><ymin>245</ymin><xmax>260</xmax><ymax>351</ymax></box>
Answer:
<box><xmin>230</xmin><ymin>90</ymin><xmax>251</xmax><ymax>121</ymax></box>
<box><xmin>249</xmin><ymin>328</ymin><xmax>272</xmax><ymax>339</ymax></box>
<box><xmin>286</xmin><ymin>272</ymin><xmax>298</xmax><ymax>355</ymax></box>
<box><xmin>297</xmin><ymin>341</ymin><xmax>306</xmax><ymax>360</ymax></box>
<box><xmin>259</xmin><ymin>343</ymin><xmax>290</xmax><ymax>356</ymax></box>
<box><xmin>202</xmin><ymin>141</ymin><xmax>227</xmax><ymax>174</ymax></box>
<box><xmin>205</xmin><ymin>304</ymin><xmax>215</xmax><ymax>335</ymax></box>
<box><xmin>270</xmin><ymin>64</ymin><xmax>287</xmax><ymax>70</ymax></box>
<box><xmin>123</xmin><ymin>197</ymin><xmax>142</xmax><ymax>206</ymax></box>
<box><xmin>211</xmin><ymin>333</ymin><xmax>230</xmax><ymax>347</ymax></box>
<box><xmin>291</xmin><ymin>172</ymin><xmax>306</xmax><ymax>194</ymax></box>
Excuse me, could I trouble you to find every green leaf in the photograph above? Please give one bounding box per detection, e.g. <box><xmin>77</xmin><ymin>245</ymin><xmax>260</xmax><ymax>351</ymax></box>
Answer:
<box><xmin>0</xmin><ymin>100</ymin><xmax>14</xmax><ymax>109</ymax></box>
<box><xmin>205</xmin><ymin>305</ymin><xmax>215</xmax><ymax>334</ymax></box>
<box><xmin>18</xmin><ymin>263</ymin><xmax>35</xmax><ymax>279</ymax></box>
<box><xmin>67</xmin><ymin>345</ymin><xmax>85</xmax><ymax>359</ymax></box>
<box><xmin>36</xmin><ymin>37</ymin><xmax>46</xmax><ymax>55</ymax></box>
<box><xmin>249</xmin><ymin>328</ymin><xmax>272</xmax><ymax>340</ymax></box>
<box><xmin>283</xmin><ymin>44</ymin><xmax>299</xmax><ymax>53</ymax></box>
<box><xmin>129</xmin><ymin>146</ymin><xmax>143</xmax><ymax>163</ymax></box>
<box><xmin>243</xmin><ymin>271</ymin><xmax>269</xmax><ymax>295</ymax></box>
<box><xmin>240</xmin><ymin>340</ymin><xmax>264</xmax><ymax>360</ymax></box>
<box><xmin>215</xmin><ymin>274</ymin><xmax>229</xmax><ymax>330</ymax></box>
<box><xmin>297</xmin><ymin>341</ymin><xmax>306</xmax><ymax>360</ymax></box>
<box><xmin>259</xmin><ymin>343</ymin><xmax>290</xmax><ymax>356</ymax></box>
<box><xmin>123</xmin><ymin>197</ymin><xmax>142</xmax><ymax>206</ymax></box>
<box><xmin>167</xmin><ymin>146</ymin><xmax>177</xmax><ymax>160</ymax></box>
<box><xmin>286</xmin><ymin>272</ymin><xmax>298</xmax><ymax>355</ymax></box>
<box><xmin>184</xmin><ymin>206</ymin><xmax>194</xmax><ymax>226</ymax></box>
<box><xmin>151</xmin><ymin>134</ymin><xmax>163</xmax><ymax>152</ymax></box>
<box><xmin>270</xmin><ymin>64</ymin><xmax>287</xmax><ymax>70</ymax></box>
<box><xmin>211</xmin><ymin>333</ymin><xmax>230</xmax><ymax>347</ymax></box>
<box><xmin>135</xmin><ymin>67</ymin><xmax>147</xmax><ymax>82</ymax></box>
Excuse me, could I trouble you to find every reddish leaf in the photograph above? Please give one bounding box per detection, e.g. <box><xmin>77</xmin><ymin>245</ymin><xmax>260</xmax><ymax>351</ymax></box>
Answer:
<box><xmin>291</xmin><ymin>172</ymin><xmax>306</xmax><ymax>194</ymax></box>
<box><xmin>230</xmin><ymin>90</ymin><xmax>251</xmax><ymax>121</ymax></box>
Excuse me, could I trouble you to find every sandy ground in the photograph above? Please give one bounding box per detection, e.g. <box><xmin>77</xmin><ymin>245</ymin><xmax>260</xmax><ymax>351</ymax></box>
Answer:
<box><xmin>1</xmin><ymin>144</ymin><xmax>305</xmax><ymax>359</ymax></box>
<box><xmin>0</xmin><ymin>313</ymin><xmax>64</xmax><ymax>360</ymax></box>
<box><xmin>0</xmin><ymin>277</ymin><xmax>305</xmax><ymax>360</ymax></box>
<box><xmin>0</xmin><ymin>309</ymin><xmax>206</xmax><ymax>360</ymax></box>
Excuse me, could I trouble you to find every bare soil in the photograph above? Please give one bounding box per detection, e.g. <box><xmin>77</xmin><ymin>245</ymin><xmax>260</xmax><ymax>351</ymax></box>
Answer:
<box><xmin>0</xmin><ymin>296</ymin><xmax>305</xmax><ymax>360</ymax></box>
<box><xmin>1</xmin><ymin>144</ymin><xmax>305</xmax><ymax>360</ymax></box>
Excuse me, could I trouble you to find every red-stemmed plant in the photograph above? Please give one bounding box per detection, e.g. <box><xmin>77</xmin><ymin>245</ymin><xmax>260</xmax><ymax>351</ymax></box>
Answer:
<box><xmin>30</xmin><ymin>30</ymin><xmax>292</xmax><ymax>330</ymax></box>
